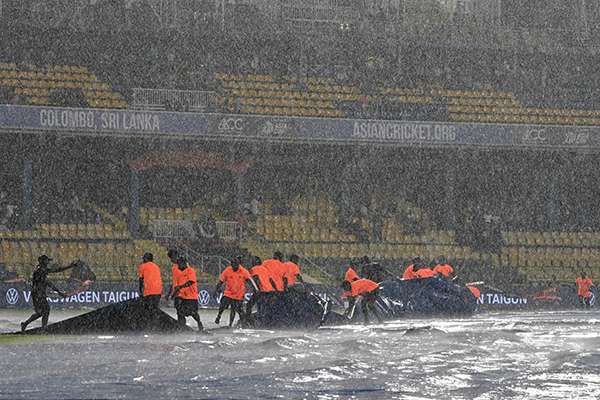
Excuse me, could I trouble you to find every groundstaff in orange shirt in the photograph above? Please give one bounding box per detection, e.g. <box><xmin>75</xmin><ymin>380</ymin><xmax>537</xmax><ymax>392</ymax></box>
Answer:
<box><xmin>215</xmin><ymin>256</ymin><xmax>254</xmax><ymax>328</ymax></box>
<box><xmin>170</xmin><ymin>256</ymin><xmax>203</xmax><ymax>331</ymax></box>
<box><xmin>283</xmin><ymin>254</ymin><xmax>303</xmax><ymax>286</ymax></box>
<box><xmin>341</xmin><ymin>278</ymin><xmax>383</xmax><ymax>324</ymax></box>
<box><xmin>138</xmin><ymin>252</ymin><xmax>163</xmax><ymax>314</ymax></box>
<box><xmin>342</xmin><ymin>265</ymin><xmax>360</xmax><ymax>298</ymax></box>
<box><xmin>246</xmin><ymin>256</ymin><xmax>277</xmax><ymax>318</ymax></box>
<box><xmin>433</xmin><ymin>259</ymin><xmax>454</xmax><ymax>279</ymax></box>
<box><xmin>415</xmin><ymin>263</ymin><xmax>436</xmax><ymax>278</ymax></box>
<box><xmin>576</xmin><ymin>272</ymin><xmax>594</xmax><ymax>308</ymax></box>
<box><xmin>262</xmin><ymin>251</ymin><xmax>288</xmax><ymax>291</ymax></box>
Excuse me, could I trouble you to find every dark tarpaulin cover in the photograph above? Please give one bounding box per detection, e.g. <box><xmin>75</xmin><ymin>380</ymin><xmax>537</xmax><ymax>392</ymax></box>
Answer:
<box><xmin>21</xmin><ymin>298</ymin><xmax>191</xmax><ymax>335</ymax></box>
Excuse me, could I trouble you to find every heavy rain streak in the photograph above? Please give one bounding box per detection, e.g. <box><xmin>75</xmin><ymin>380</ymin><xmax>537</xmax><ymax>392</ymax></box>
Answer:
<box><xmin>1</xmin><ymin>1</ymin><xmax>600</xmax><ymax>399</ymax></box>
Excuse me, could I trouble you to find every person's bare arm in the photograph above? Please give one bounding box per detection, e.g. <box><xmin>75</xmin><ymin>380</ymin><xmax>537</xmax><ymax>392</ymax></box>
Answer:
<box><xmin>171</xmin><ymin>280</ymin><xmax>194</xmax><ymax>298</ymax></box>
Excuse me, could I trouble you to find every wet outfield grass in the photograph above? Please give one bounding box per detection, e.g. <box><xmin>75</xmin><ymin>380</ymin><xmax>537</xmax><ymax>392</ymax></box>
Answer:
<box><xmin>1</xmin><ymin>309</ymin><xmax>600</xmax><ymax>399</ymax></box>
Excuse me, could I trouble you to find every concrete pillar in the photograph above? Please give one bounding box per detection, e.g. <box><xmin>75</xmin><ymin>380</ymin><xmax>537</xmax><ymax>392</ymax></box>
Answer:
<box><xmin>128</xmin><ymin>169</ymin><xmax>141</xmax><ymax>238</ymax></box>
<box><xmin>235</xmin><ymin>171</ymin><xmax>244</xmax><ymax>213</ymax></box>
<box><xmin>545</xmin><ymin>169</ymin><xmax>560</xmax><ymax>229</ymax></box>
<box><xmin>20</xmin><ymin>159</ymin><xmax>32</xmax><ymax>229</ymax></box>
<box><xmin>444</xmin><ymin>159</ymin><xmax>456</xmax><ymax>230</ymax></box>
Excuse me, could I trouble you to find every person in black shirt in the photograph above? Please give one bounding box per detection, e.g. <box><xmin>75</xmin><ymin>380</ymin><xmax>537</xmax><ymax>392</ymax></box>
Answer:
<box><xmin>20</xmin><ymin>255</ymin><xmax>75</xmax><ymax>332</ymax></box>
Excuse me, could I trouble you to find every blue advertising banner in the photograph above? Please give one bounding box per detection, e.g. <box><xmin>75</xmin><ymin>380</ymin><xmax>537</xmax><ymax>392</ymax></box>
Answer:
<box><xmin>0</xmin><ymin>282</ymin><xmax>590</xmax><ymax>311</ymax></box>
<box><xmin>1</xmin><ymin>282</ymin><xmax>141</xmax><ymax>309</ymax></box>
<box><xmin>0</xmin><ymin>104</ymin><xmax>599</xmax><ymax>149</ymax></box>
<box><xmin>0</xmin><ymin>282</ymin><xmax>341</xmax><ymax>309</ymax></box>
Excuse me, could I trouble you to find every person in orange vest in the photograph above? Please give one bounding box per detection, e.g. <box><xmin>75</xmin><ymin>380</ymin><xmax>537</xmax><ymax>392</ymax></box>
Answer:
<box><xmin>467</xmin><ymin>285</ymin><xmax>481</xmax><ymax>300</ymax></box>
<box><xmin>576</xmin><ymin>272</ymin><xmax>594</xmax><ymax>308</ymax></box>
<box><xmin>399</xmin><ymin>257</ymin><xmax>422</xmax><ymax>309</ymax></box>
<box><xmin>342</xmin><ymin>265</ymin><xmax>360</xmax><ymax>298</ymax></box>
<box><xmin>341</xmin><ymin>278</ymin><xmax>382</xmax><ymax>324</ymax></box>
<box><xmin>246</xmin><ymin>256</ymin><xmax>277</xmax><ymax>318</ymax></box>
<box><xmin>215</xmin><ymin>256</ymin><xmax>254</xmax><ymax>327</ymax></box>
<box><xmin>433</xmin><ymin>258</ymin><xmax>454</xmax><ymax>279</ymax></box>
<box><xmin>402</xmin><ymin>257</ymin><xmax>421</xmax><ymax>280</ymax></box>
<box><xmin>415</xmin><ymin>262</ymin><xmax>436</xmax><ymax>279</ymax></box>
<box><xmin>138</xmin><ymin>252</ymin><xmax>163</xmax><ymax>314</ymax></box>
<box><xmin>170</xmin><ymin>256</ymin><xmax>203</xmax><ymax>331</ymax></box>
<box><xmin>167</xmin><ymin>248</ymin><xmax>180</xmax><ymax>295</ymax></box>
<box><xmin>283</xmin><ymin>254</ymin><xmax>303</xmax><ymax>287</ymax></box>
<box><xmin>345</xmin><ymin>265</ymin><xmax>360</xmax><ymax>283</ymax></box>
<box><xmin>262</xmin><ymin>251</ymin><xmax>288</xmax><ymax>291</ymax></box>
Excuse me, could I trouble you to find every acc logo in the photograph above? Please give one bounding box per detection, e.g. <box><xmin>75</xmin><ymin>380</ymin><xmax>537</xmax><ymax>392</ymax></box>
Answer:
<box><xmin>218</xmin><ymin>118</ymin><xmax>244</xmax><ymax>132</ymax></box>
<box><xmin>523</xmin><ymin>129</ymin><xmax>546</xmax><ymax>142</ymax></box>
<box><xmin>198</xmin><ymin>290</ymin><xmax>211</xmax><ymax>305</ymax></box>
<box><xmin>5</xmin><ymin>288</ymin><xmax>19</xmax><ymax>305</ymax></box>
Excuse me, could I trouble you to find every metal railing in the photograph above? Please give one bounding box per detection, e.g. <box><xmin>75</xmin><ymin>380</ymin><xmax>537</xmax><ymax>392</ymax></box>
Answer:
<box><xmin>131</xmin><ymin>88</ymin><xmax>216</xmax><ymax>112</ymax></box>
<box><xmin>175</xmin><ymin>242</ymin><xmax>230</xmax><ymax>276</ymax></box>
<box><xmin>216</xmin><ymin>221</ymin><xmax>241</xmax><ymax>242</ymax></box>
<box><xmin>150</xmin><ymin>219</ymin><xmax>240</xmax><ymax>242</ymax></box>
<box><xmin>150</xmin><ymin>219</ymin><xmax>197</xmax><ymax>240</ymax></box>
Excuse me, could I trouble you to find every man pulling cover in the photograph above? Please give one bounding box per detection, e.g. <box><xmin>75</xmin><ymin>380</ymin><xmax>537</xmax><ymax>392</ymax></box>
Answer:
<box><xmin>21</xmin><ymin>255</ymin><xmax>75</xmax><ymax>332</ymax></box>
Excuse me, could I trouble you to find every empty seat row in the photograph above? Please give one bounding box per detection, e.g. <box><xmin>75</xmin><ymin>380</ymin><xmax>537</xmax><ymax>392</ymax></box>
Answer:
<box><xmin>0</xmin><ymin>223</ymin><xmax>129</xmax><ymax>240</ymax></box>
<box><xmin>217</xmin><ymin>72</ymin><xmax>342</xmax><ymax>87</ymax></box>
<box><xmin>229</xmin><ymin>88</ymin><xmax>358</xmax><ymax>102</ymax></box>
<box><xmin>88</xmin><ymin>99</ymin><xmax>127</xmax><ymax>109</ymax></box>
<box><xmin>238</xmin><ymin>96</ymin><xmax>336</xmax><ymax>109</ymax></box>
<box><xmin>503</xmin><ymin>231</ymin><xmax>600</xmax><ymax>247</ymax></box>
<box><xmin>139</xmin><ymin>207</ymin><xmax>218</xmax><ymax>225</ymax></box>
<box><xmin>216</xmin><ymin>72</ymin><xmax>274</xmax><ymax>82</ymax></box>
<box><xmin>0</xmin><ymin>77</ymin><xmax>111</xmax><ymax>91</ymax></box>
<box><xmin>446</xmin><ymin>97</ymin><xmax>519</xmax><ymax>107</ymax></box>
<box><xmin>449</xmin><ymin>113</ymin><xmax>600</xmax><ymax>126</ymax></box>
<box><xmin>450</xmin><ymin>104</ymin><xmax>600</xmax><ymax>119</ymax></box>
<box><xmin>382</xmin><ymin>95</ymin><xmax>434</xmax><ymax>105</ymax></box>
<box><xmin>239</xmin><ymin>105</ymin><xmax>343</xmax><ymax>117</ymax></box>
<box><xmin>0</xmin><ymin>70</ymin><xmax>95</xmax><ymax>82</ymax></box>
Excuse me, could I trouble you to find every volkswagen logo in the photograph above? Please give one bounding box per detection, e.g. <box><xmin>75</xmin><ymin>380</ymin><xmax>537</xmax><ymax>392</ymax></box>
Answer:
<box><xmin>198</xmin><ymin>290</ymin><xmax>210</xmax><ymax>305</ymax></box>
<box><xmin>5</xmin><ymin>288</ymin><xmax>19</xmax><ymax>305</ymax></box>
